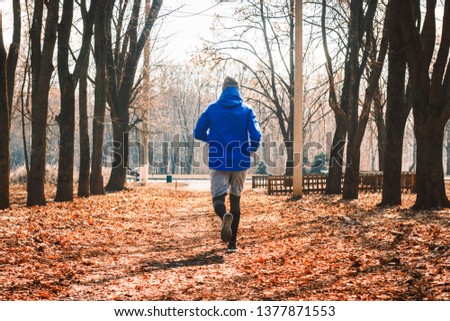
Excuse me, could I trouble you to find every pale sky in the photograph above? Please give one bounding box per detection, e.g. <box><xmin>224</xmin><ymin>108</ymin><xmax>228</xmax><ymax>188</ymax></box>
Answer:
<box><xmin>0</xmin><ymin>0</ymin><xmax>236</xmax><ymax>62</ymax></box>
<box><xmin>159</xmin><ymin>0</ymin><xmax>238</xmax><ymax>62</ymax></box>
<box><xmin>0</xmin><ymin>0</ymin><xmax>14</xmax><ymax>44</ymax></box>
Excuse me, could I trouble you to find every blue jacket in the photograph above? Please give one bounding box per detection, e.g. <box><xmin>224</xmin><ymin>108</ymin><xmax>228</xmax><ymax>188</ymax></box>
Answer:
<box><xmin>194</xmin><ymin>87</ymin><xmax>262</xmax><ymax>171</ymax></box>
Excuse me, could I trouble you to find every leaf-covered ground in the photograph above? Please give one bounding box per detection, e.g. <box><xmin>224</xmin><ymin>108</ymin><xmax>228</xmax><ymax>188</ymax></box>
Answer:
<box><xmin>1</xmin><ymin>183</ymin><xmax>449</xmax><ymax>300</ymax></box>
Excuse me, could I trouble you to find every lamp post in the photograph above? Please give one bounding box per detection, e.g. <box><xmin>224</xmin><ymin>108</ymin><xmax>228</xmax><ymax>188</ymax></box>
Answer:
<box><xmin>292</xmin><ymin>0</ymin><xmax>303</xmax><ymax>197</ymax></box>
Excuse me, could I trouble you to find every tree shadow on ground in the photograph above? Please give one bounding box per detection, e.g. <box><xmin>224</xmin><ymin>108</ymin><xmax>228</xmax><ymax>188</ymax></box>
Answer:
<box><xmin>66</xmin><ymin>249</ymin><xmax>225</xmax><ymax>288</ymax></box>
<box><xmin>141</xmin><ymin>249</ymin><xmax>224</xmax><ymax>272</ymax></box>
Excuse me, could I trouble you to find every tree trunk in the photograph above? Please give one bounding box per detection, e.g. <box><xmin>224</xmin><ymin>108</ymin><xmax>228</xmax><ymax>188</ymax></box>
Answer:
<box><xmin>186</xmin><ymin>134</ymin><xmax>195</xmax><ymax>174</ymax></box>
<box><xmin>284</xmin><ymin>140</ymin><xmax>294</xmax><ymax>176</ymax></box>
<box><xmin>27</xmin><ymin>0</ymin><xmax>59</xmax><ymax>207</ymax></box>
<box><xmin>341</xmin><ymin>0</ymin><xmax>361</xmax><ymax>200</ymax></box>
<box><xmin>149</xmin><ymin>142</ymin><xmax>154</xmax><ymax>174</ymax></box>
<box><xmin>326</xmin><ymin>116</ymin><xmax>346</xmax><ymax>194</ymax></box>
<box><xmin>55</xmin><ymin>79</ymin><xmax>76</xmax><ymax>202</ymax></box>
<box><xmin>90</xmin><ymin>0</ymin><xmax>109</xmax><ymax>195</ymax></box>
<box><xmin>0</xmin><ymin>14</ymin><xmax>10</xmax><ymax>209</ymax></box>
<box><xmin>395</xmin><ymin>0</ymin><xmax>450</xmax><ymax>209</ymax></box>
<box><xmin>342</xmin><ymin>0</ymin><xmax>373</xmax><ymax>200</ymax></box>
<box><xmin>7</xmin><ymin>0</ymin><xmax>20</xmax><ymax>112</ymax></box>
<box><xmin>171</xmin><ymin>133</ymin><xmax>180</xmax><ymax>174</ymax></box>
<box><xmin>27</xmin><ymin>91</ymin><xmax>50</xmax><ymax>206</ymax></box>
<box><xmin>105</xmin><ymin>0</ymin><xmax>162</xmax><ymax>192</ymax></box>
<box><xmin>343</xmin><ymin>125</ymin><xmax>361</xmax><ymax>199</ymax></box>
<box><xmin>105</xmin><ymin>110</ymin><xmax>129</xmax><ymax>192</ymax></box>
<box><xmin>380</xmin><ymin>11</ymin><xmax>409</xmax><ymax>206</ymax></box>
<box><xmin>413</xmin><ymin>119</ymin><xmax>450</xmax><ymax>209</ymax></box>
<box><xmin>139</xmin><ymin>119</ymin><xmax>148</xmax><ymax>182</ymax></box>
<box><xmin>409</xmin><ymin>138</ymin><xmax>416</xmax><ymax>172</ymax></box>
<box><xmin>55</xmin><ymin>0</ymin><xmax>96</xmax><ymax>202</ymax></box>
<box><xmin>162</xmin><ymin>141</ymin><xmax>168</xmax><ymax>174</ymax></box>
<box><xmin>342</xmin><ymin>143</ymin><xmax>360</xmax><ymax>199</ymax></box>
<box><xmin>321</xmin><ymin>0</ymin><xmax>346</xmax><ymax>195</ymax></box>
<box><xmin>373</xmin><ymin>85</ymin><xmax>386</xmax><ymax>172</ymax></box>
<box><xmin>20</xmin><ymin>52</ymin><xmax>31</xmax><ymax>177</ymax></box>
<box><xmin>446</xmin><ymin>122</ymin><xmax>450</xmax><ymax>175</ymax></box>
<box><xmin>78</xmin><ymin>55</ymin><xmax>90</xmax><ymax>197</ymax></box>
<box><xmin>381</xmin><ymin>117</ymin><xmax>408</xmax><ymax>205</ymax></box>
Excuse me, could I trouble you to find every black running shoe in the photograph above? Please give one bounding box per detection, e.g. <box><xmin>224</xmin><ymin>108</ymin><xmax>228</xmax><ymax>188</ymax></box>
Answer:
<box><xmin>221</xmin><ymin>212</ymin><xmax>233</xmax><ymax>242</ymax></box>
<box><xmin>227</xmin><ymin>242</ymin><xmax>237</xmax><ymax>253</ymax></box>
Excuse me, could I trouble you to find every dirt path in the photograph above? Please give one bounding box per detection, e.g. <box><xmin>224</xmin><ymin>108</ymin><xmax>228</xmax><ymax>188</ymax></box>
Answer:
<box><xmin>1</xmin><ymin>184</ymin><xmax>450</xmax><ymax>300</ymax></box>
<box><xmin>1</xmin><ymin>186</ymin><xmax>254</xmax><ymax>300</ymax></box>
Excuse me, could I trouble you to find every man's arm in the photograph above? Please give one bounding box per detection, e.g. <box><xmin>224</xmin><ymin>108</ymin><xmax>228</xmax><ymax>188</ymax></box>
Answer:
<box><xmin>193</xmin><ymin>107</ymin><xmax>210</xmax><ymax>142</ymax></box>
<box><xmin>247</xmin><ymin>108</ymin><xmax>262</xmax><ymax>152</ymax></box>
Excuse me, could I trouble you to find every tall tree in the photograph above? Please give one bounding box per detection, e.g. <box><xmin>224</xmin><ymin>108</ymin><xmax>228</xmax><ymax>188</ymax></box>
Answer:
<box><xmin>321</xmin><ymin>0</ymin><xmax>384</xmax><ymax>198</ymax></box>
<box><xmin>373</xmin><ymin>84</ymin><xmax>386</xmax><ymax>172</ymax></box>
<box><xmin>20</xmin><ymin>40</ymin><xmax>32</xmax><ymax>179</ymax></box>
<box><xmin>321</xmin><ymin>0</ymin><xmax>348</xmax><ymax>194</ymax></box>
<box><xmin>446</xmin><ymin>121</ymin><xmax>450</xmax><ymax>175</ymax></box>
<box><xmin>399</xmin><ymin>0</ymin><xmax>450</xmax><ymax>209</ymax></box>
<box><xmin>105</xmin><ymin>0</ymin><xmax>163</xmax><ymax>192</ymax></box>
<box><xmin>27</xmin><ymin>0</ymin><xmax>59</xmax><ymax>207</ymax></box>
<box><xmin>0</xmin><ymin>15</ymin><xmax>8</xmax><ymax>210</ymax></box>
<box><xmin>0</xmin><ymin>0</ymin><xmax>20</xmax><ymax>210</ymax></box>
<box><xmin>380</xmin><ymin>0</ymin><xmax>411</xmax><ymax>206</ymax></box>
<box><xmin>90</xmin><ymin>0</ymin><xmax>110</xmax><ymax>195</ymax></box>
<box><xmin>0</xmin><ymin>18</ymin><xmax>9</xmax><ymax>208</ymax></box>
<box><xmin>54</xmin><ymin>0</ymin><xmax>97</xmax><ymax>202</ymax></box>
<box><xmin>78</xmin><ymin>49</ymin><xmax>90</xmax><ymax>197</ymax></box>
<box><xmin>7</xmin><ymin>0</ymin><xmax>20</xmax><ymax>107</ymax></box>
<box><xmin>342</xmin><ymin>0</ymin><xmax>384</xmax><ymax>200</ymax></box>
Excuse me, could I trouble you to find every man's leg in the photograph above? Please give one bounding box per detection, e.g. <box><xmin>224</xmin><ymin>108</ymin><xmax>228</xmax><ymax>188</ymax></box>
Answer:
<box><xmin>210</xmin><ymin>170</ymin><xmax>233</xmax><ymax>242</ymax></box>
<box><xmin>228</xmin><ymin>170</ymin><xmax>247</xmax><ymax>251</ymax></box>
<box><xmin>229</xmin><ymin>194</ymin><xmax>241</xmax><ymax>243</ymax></box>
<box><xmin>212</xmin><ymin>193</ymin><xmax>227</xmax><ymax>219</ymax></box>
<box><xmin>210</xmin><ymin>170</ymin><xmax>229</xmax><ymax>218</ymax></box>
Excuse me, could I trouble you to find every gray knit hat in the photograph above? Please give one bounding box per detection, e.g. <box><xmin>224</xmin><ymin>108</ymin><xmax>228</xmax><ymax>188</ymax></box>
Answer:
<box><xmin>222</xmin><ymin>76</ymin><xmax>239</xmax><ymax>91</ymax></box>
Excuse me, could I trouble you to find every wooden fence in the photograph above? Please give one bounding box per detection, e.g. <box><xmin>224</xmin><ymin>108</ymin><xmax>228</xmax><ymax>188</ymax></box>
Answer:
<box><xmin>252</xmin><ymin>172</ymin><xmax>416</xmax><ymax>195</ymax></box>
<box><xmin>267</xmin><ymin>176</ymin><xmax>293</xmax><ymax>195</ymax></box>
<box><xmin>251</xmin><ymin>174</ymin><xmax>269</xmax><ymax>189</ymax></box>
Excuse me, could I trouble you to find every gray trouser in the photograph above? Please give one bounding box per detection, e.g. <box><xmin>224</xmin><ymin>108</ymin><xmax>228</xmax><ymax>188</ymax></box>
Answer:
<box><xmin>210</xmin><ymin>169</ymin><xmax>247</xmax><ymax>198</ymax></box>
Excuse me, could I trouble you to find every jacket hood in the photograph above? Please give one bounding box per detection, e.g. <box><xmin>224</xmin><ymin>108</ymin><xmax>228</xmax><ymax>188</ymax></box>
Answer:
<box><xmin>217</xmin><ymin>86</ymin><xmax>243</xmax><ymax>108</ymax></box>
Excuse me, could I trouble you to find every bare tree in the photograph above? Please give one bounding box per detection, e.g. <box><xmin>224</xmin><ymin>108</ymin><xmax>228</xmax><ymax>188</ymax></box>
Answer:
<box><xmin>320</xmin><ymin>0</ymin><xmax>385</xmax><ymax>198</ymax></box>
<box><xmin>90</xmin><ymin>0</ymin><xmax>110</xmax><ymax>195</ymax></box>
<box><xmin>78</xmin><ymin>45</ymin><xmax>90</xmax><ymax>197</ymax></box>
<box><xmin>27</xmin><ymin>0</ymin><xmax>59</xmax><ymax>206</ymax></box>
<box><xmin>380</xmin><ymin>0</ymin><xmax>411</xmax><ymax>206</ymax></box>
<box><xmin>372</xmin><ymin>82</ymin><xmax>386</xmax><ymax>172</ymax></box>
<box><xmin>342</xmin><ymin>0</ymin><xmax>385</xmax><ymax>200</ymax></box>
<box><xmin>105</xmin><ymin>0</ymin><xmax>163</xmax><ymax>192</ymax></box>
<box><xmin>0</xmin><ymin>24</ymin><xmax>9</xmax><ymax>209</ymax></box>
<box><xmin>54</xmin><ymin>0</ymin><xmax>97</xmax><ymax>202</ymax></box>
<box><xmin>399</xmin><ymin>0</ymin><xmax>450</xmax><ymax>209</ymax></box>
<box><xmin>0</xmin><ymin>0</ymin><xmax>20</xmax><ymax>209</ymax></box>
<box><xmin>317</xmin><ymin>0</ymin><xmax>350</xmax><ymax>194</ymax></box>
<box><xmin>0</xmin><ymin>1</ymin><xmax>20</xmax><ymax>208</ymax></box>
<box><xmin>446</xmin><ymin>121</ymin><xmax>450</xmax><ymax>175</ymax></box>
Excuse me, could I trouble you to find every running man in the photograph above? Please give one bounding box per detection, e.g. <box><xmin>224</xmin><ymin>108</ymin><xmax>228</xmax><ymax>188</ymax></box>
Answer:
<box><xmin>194</xmin><ymin>76</ymin><xmax>262</xmax><ymax>252</ymax></box>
